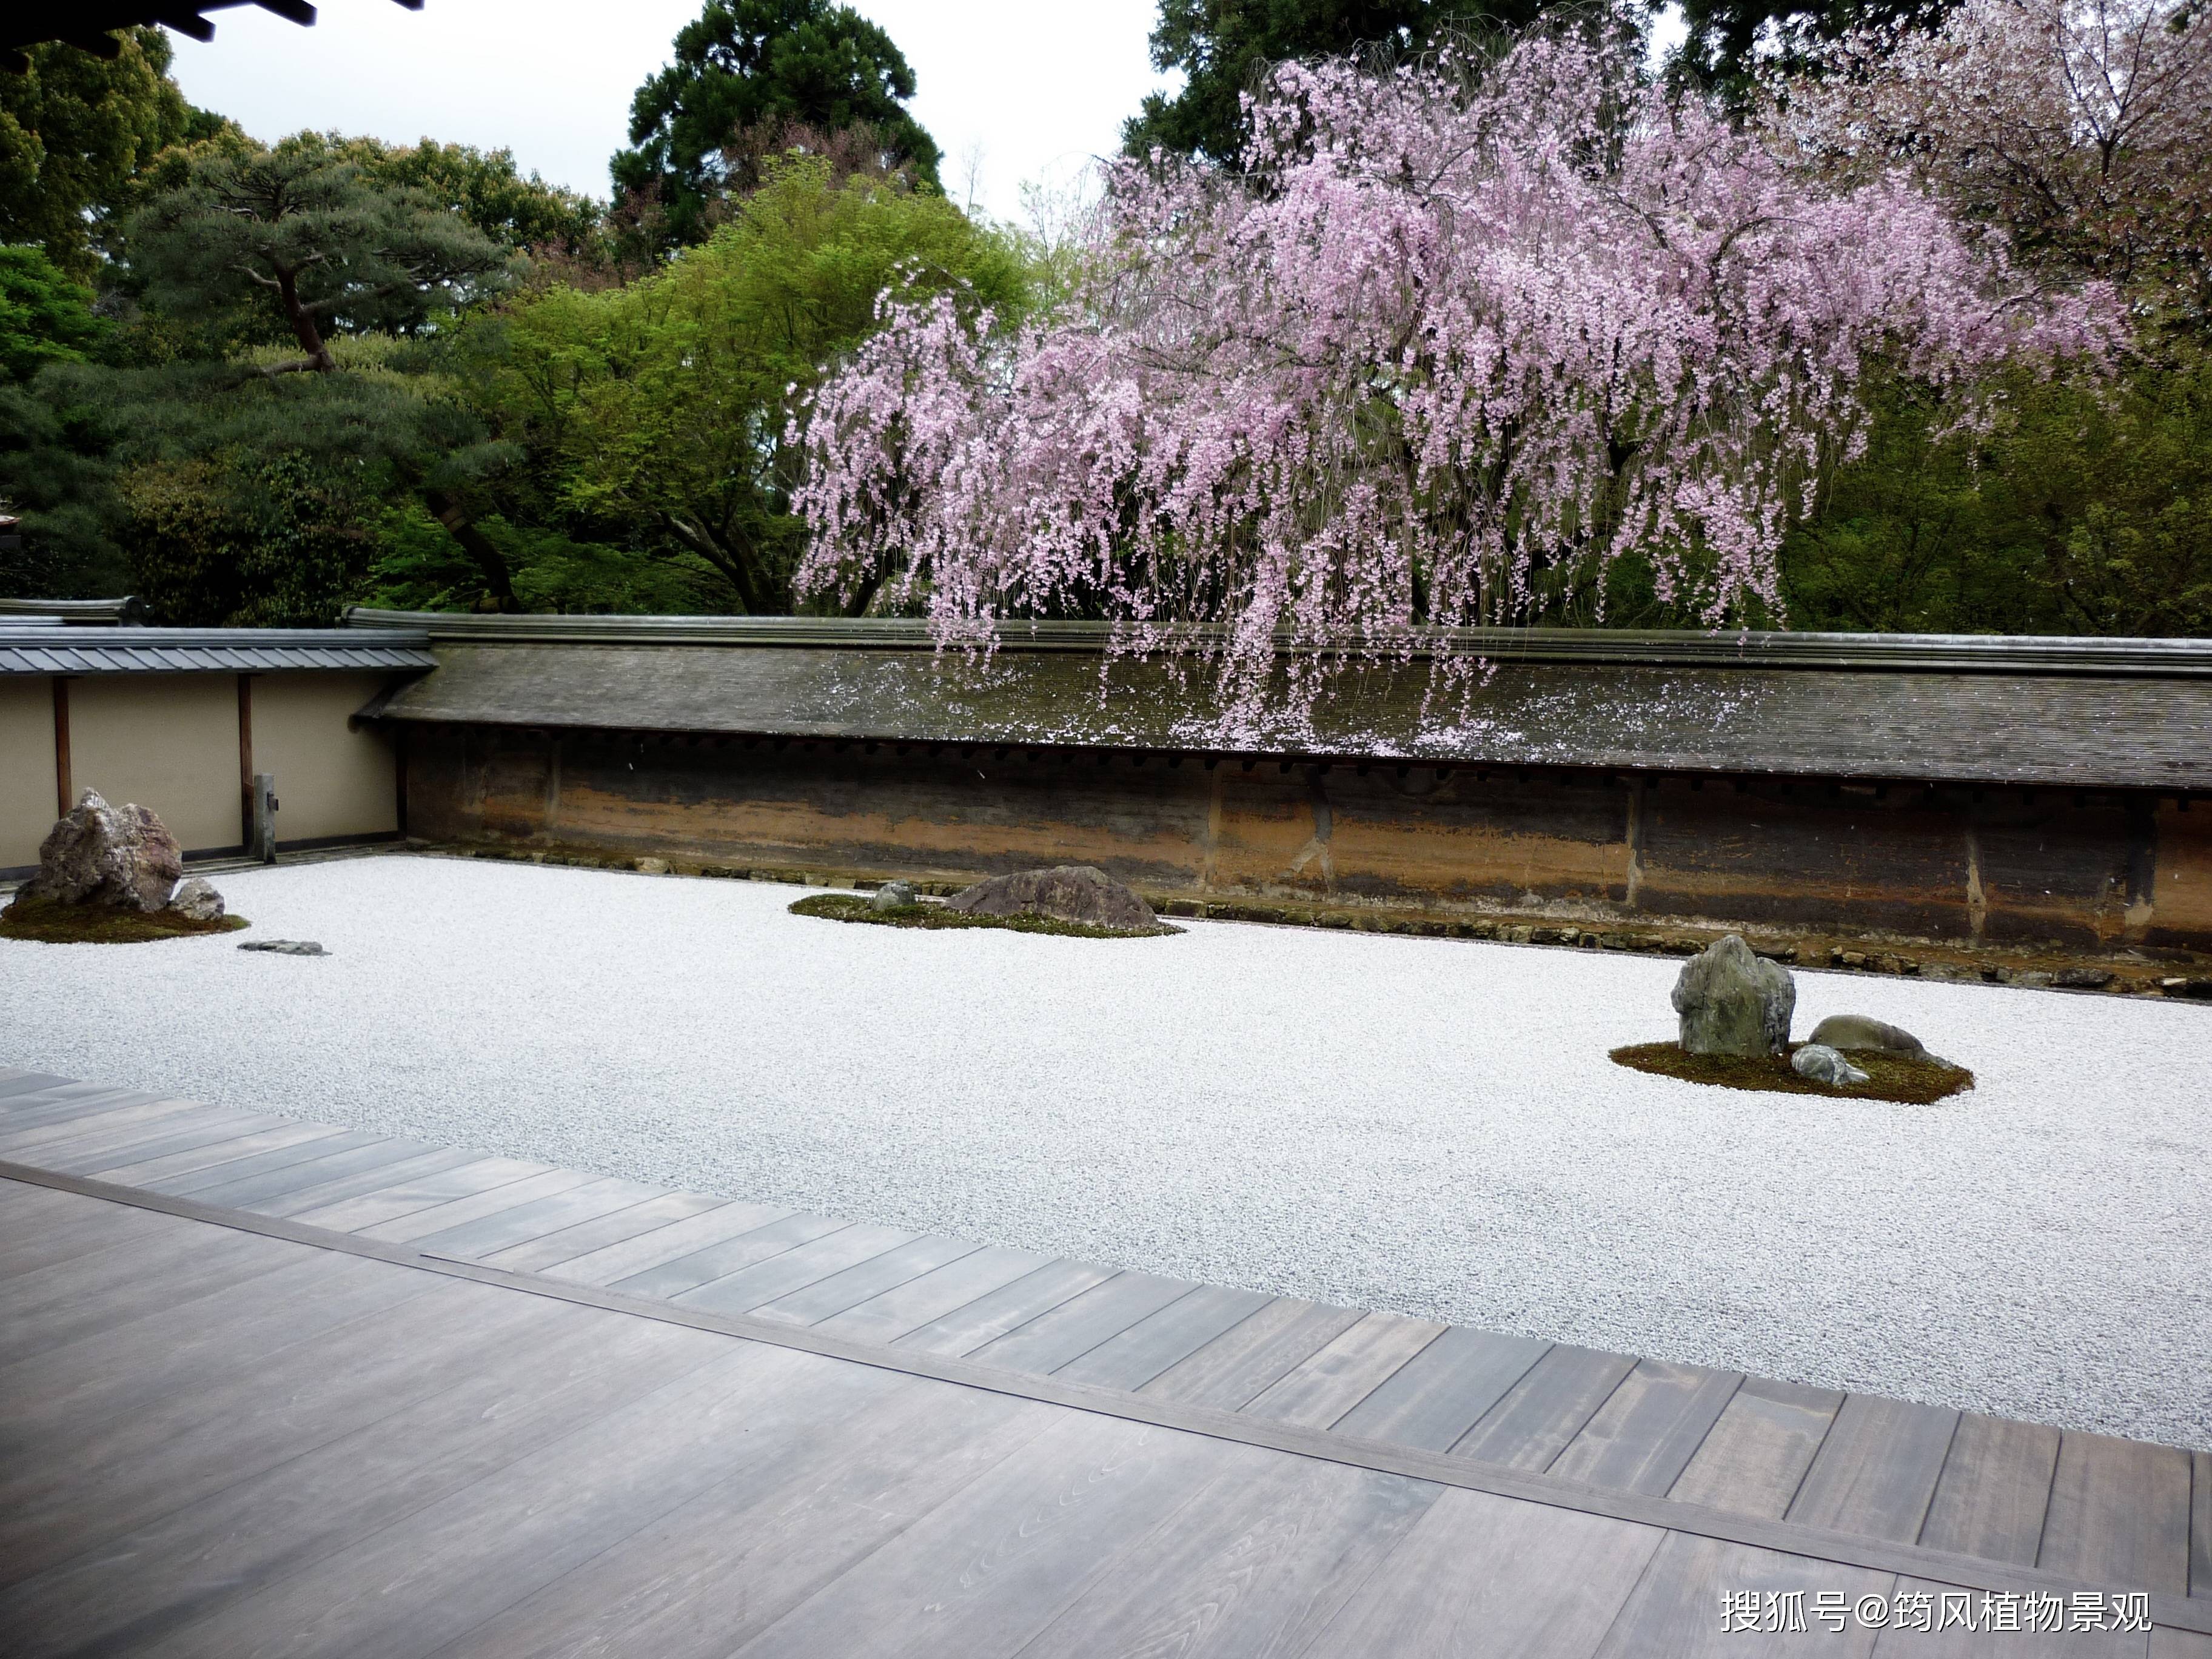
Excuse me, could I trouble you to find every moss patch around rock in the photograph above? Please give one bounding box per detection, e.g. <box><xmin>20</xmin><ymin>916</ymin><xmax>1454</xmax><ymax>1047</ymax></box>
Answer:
<box><xmin>1609</xmin><ymin>1041</ymin><xmax>1974</xmax><ymax>1105</ymax></box>
<box><xmin>789</xmin><ymin>892</ymin><xmax>1180</xmax><ymax>939</ymax></box>
<box><xmin>0</xmin><ymin>896</ymin><xmax>249</xmax><ymax>945</ymax></box>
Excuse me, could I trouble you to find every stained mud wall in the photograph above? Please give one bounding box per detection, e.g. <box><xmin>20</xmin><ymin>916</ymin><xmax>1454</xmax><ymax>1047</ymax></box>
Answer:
<box><xmin>398</xmin><ymin>723</ymin><xmax>2212</xmax><ymax>956</ymax></box>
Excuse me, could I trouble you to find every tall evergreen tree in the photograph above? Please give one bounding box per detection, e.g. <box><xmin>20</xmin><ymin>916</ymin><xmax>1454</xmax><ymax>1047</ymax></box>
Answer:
<box><xmin>613</xmin><ymin>0</ymin><xmax>941</xmax><ymax>252</ymax></box>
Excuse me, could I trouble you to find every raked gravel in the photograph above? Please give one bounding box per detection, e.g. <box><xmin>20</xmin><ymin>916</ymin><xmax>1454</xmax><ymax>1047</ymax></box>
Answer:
<box><xmin>4</xmin><ymin>853</ymin><xmax>2207</xmax><ymax>1448</ymax></box>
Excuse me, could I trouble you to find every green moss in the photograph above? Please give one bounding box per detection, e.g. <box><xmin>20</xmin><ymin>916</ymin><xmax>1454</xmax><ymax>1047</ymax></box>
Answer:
<box><xmin>0</xmin><ymin>896</ymin><xmax>250</xmax><ymax>945</ymax></box>
<box><xmin>1609</xmin><ymin>1042</ymin><xmax>1973</xmax><ymax>1105</ymax></box>
<box><xmin>789</xmin><ymin>892</ymin><xmax>1180</xmax><ymax>939</ymax></box>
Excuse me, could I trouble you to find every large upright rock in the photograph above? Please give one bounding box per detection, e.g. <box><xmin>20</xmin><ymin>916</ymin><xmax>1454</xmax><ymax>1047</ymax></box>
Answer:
<box><xmin>21</xmin><ymin>792</ymin><xmax>183</xmax><ymax>913</ymax></box>
<box><xmin>1672</xmin><ymin>934</ymin><xmax>1795</xmax><ymax>1056</ymax></box>
<box><xmin>946</xmin><ymin>865</ymin><xmax>1159</xmax><ymax>931</ymax></box>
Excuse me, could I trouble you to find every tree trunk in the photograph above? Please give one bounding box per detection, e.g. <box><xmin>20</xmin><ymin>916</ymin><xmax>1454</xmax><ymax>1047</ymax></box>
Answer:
<box><xmin>423</xmin><ymin>488</ymin><xmax>520</xmax><ymax>612</ymax></box>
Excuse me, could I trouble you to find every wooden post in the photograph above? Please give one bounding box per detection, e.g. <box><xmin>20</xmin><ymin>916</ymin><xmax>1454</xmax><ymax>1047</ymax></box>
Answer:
<box><xmin>51</xmin><ymin>677</ymin><xmax>71</xmax><ymax>819</ymax></box>
<box><xmin>237</xmin><ymin>673</ymin><xmax>255</xmax><ymax>851</ymax></box>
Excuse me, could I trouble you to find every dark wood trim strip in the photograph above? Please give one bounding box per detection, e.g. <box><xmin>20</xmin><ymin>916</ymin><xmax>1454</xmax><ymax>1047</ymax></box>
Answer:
<box><xmin>2</xmin><ymin>1155</ymin><xmax>2202</xmax><ymax>1635</ymax></box>
<box><xmin>238</xmin><ymin>672</ymin><xmax>255</xmax><ymax>849</ymax></box>
<box><xmin>52</xmin><ymin>675</ymin><xmax>70</xmax><ymax>817</ymax></box>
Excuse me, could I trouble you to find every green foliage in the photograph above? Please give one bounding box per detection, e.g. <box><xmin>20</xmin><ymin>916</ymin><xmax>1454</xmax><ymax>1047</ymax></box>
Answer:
<box><xmin>0</xmin><ymin>246</ymin><xmax>103</xmax><ymax>384</ymax></box>
<box><xmin>1674</xmin><ymin>0</ymin><xmax>1959</xmax><ymax>95</ymax></box>
<box><xmin>475</xmin><ymin>158</ymin><xmax>1025</xmax><ymax>612</ymax></box>
<box><xmin>121</xmin><ymin>451</ymin><xmax>377</xmax><ymax>627</ymax></box>
<box><xmin>0</xmin><ymin>30</ymin><xmax>194</xmax><ymax>280</ymax></box>
<box><xmin>293</xmin><ymin>132</ymin><xmax>603</xmax><ymax>256</ymax></box>
<box><xmin>364</xmin><ymin>499</ymin><xmax>723</xmax><ymax>614</ymax></box>
<box><xmin>124</xmin><ymin>139</ymin><xmax>519</xmax><ymax>364</ymax></box>
<box><xmin>1780</xmin><ymin>360</ymin><xmax>2212</xmax><ymax>636</ymax></box>
<box><xmin>0</xmin><ymin>895</ymin><xmax>250</xmax><ymax>944</ymax></box>
<box><xmin>613</xmin><ymin>0</ymin><xmax>942</xmax><ymax>250</ymax></box>
<box><xmin>0</xmin><ymin>377</ymin><xmax>131</xmax><ymax>597</ymax></box>
<box><xmin>1122</xmin><ymin>0</ymin><xmax>1546</xmax><ymax>166</ymax></box>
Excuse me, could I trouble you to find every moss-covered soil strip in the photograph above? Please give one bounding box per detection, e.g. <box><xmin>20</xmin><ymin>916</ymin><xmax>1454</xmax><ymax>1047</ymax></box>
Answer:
<box><xmin>789</xmin><ymin>892</ymin><xmax>1179</xmax><ymax>940</ymax></box>
<box><xmin>0</xmin><ymin>897</ymin><xmax>250</xmax><ymax>945</ymax></box>
<box><xmin>1609</xmin><ymin>1041</ymin><xmax>1974</xmax><ymax>1105</ymax></box>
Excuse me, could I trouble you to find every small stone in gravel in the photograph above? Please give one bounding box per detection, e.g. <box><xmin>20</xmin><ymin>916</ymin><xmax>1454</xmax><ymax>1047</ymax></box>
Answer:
<box><xmin>165</xmin><ymin>877</ymin><xmax>226</xmax><ymax>922</ymax></box>
<box><xmin>1672</xmin><ymin>934</ymin><xmax>1794</xmax><ymax>1056</ymax></box>
<box><xmin>947</xmin><ymin>865</ymin><xmax>1158</xmax><ymax>931</ymax></box>
<box><xmin>870</xmin><ymin>880</ymin><xmax>919</xmax><ymax>911</ymax></box>
<box><xmin>1791</xmin><ymin>1044</ymin><xmax>1869</xmax><ymax>1086</ymax></box>
<box><xmin>1808</xmin><ymin>1014</ymin><xmax>1924</xmax><ymax>1055</ymax></box>
<box><xmin>2055</xmin><ymin>967</ymin><xmax>2116</xmax><ymax>989</ymax></box>
<box><xmin>632</xmin><ymin>858</ymin><xmax>671</xmax><ymax>875</ymax></box>
<box><xmin>2163</xmin><ymin>977</ymin><xmax>2212</xmax><ymax>1000</ymax></box>
<box><xmin>239</xmin><ymin>939</ymin><xmax>327</xmax><ymax>956</ymax></box>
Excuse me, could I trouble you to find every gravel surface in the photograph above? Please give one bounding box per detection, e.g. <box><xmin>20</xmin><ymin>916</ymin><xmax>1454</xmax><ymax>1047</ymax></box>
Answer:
<box><xmin>5</xmin><ymin>853</ymin><xmax>2206</xmax><ymax>1448</ymax></box>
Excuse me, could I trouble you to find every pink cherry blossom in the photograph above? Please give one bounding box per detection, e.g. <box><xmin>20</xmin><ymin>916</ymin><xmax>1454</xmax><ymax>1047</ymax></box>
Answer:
<box><xmin>796</xmin><ymin>29</ymin><xmax>2118</xmax><ymax>732</ymax></box>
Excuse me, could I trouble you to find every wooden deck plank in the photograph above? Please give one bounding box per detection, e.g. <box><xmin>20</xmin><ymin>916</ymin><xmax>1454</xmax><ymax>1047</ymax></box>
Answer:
<box><xmin>1138</xmin><ymin>1297</ymin><xmax>1367</xmax><ymax>1412</ymax></box>
<box><xmin>407</xmin><ymin>1175</ymin><xmax>670</xmax><ymax>1261</ymax></box>
<box><xmin>0</xmin><ymin>1069</ymin><xmax>75</xmax><ymax>1098</ymax></box>
<box><xmin>349</xmin><ymin>1166</ymin><xmax>602</xmax><ymax>1244</ymax></box>
<box><xmin>1667</xmin><ymin>1375</ymin><xmax>1846</xmax><ymax>1520</ymax></box>
<box><xmin>2</xmin><ymin>1102</ymin><xmax>246</xmax><ymax>1170</ymax></box>
<box><xmin>0</xmin><ymin>1095</ymin><xmax>204</xmax><ymax>1158</ymax></box>
<box><xmin>1050</xmin><ymin>1284</ymin><xmax>1276</xmax><ymax>1392</ymax></box>
<box><xmin>1590</xmin><ymin>1533</ymin><xmax>1889</xmax><ymax>1658</ymax></box>
<box><xmin>475</xmin><ymin>1188</ymin><xmax>729</xmax><ymax>1273</ymax></box>
<box><xmin>1788</xmin><ymin>1395</ymin><xmax>1961</xmax><ymax>1543</ymax></box>
<box><xmin>240</xmin><ymin>1144</ymin><xmax>488</xmax><ymax>1218</ymax></box>
<box><xmin>89</xmin><ymin>1120</ymin><xmax>351</xmax><ymax>1187</ymax></box>
<box><xmin>1453</xmin><ymin>1344</ymin><xmax>1640</xmax><ymax>1470</ymax></box>
<box><xmin>147</xmin><ymin>1343</ymin><xmax>900</xmax><ymax>1659</ymax></box>
<box><xmin>891</xmin><ymin>1258</ymin><xmax>1122</xmax><ymax>1358</ymax></box>
<box><xmin>542</xmin><ymin>1198</ymin><xmax>794</xmax><ymax>1288</ymax></box>
<box><xmin>724</xmin><ymin>1414</ymin><xmax>1240</xmax><ymax>1659</ymax></box>
<box><xmin>136</xmin><ymin>1127</ymin><xmax>390</xmax><ymax>1196</ymax></box>
<box><xmin>1241</xmin><ymin>1310</ymin><xmax>1449</xmax><ymax>1431</ymax></box>
<box><xmin>0</xmin><ymin>1311</ymin><xmax>733</xmax><ymax>1659</ymax></box>
<box><xmin>0</xmin><ymin>1192</ymin><xmax>177</xmax><ymax>1279</ymax></box>
<box><xmin>2154</xmin><ymin>1633</ymin><xmax>2212</xmax><ymax>1658</ymax></box>
<box><xmin>0</xmin><ymin>1223</ymin><xmax>294</xmax><ymax>1362</ymax></box>
<box><xmin>1013</xmin><ymin>1444</ymin><xmax>1440</xmax><ymax>1659</ymax></box>
<box><xmin>36</xmin><ymin>1110</ymin><xmax>280</xmax><ymax>1176</ymax></box>
<box><xmin>1916</xmin><ymin>1413</ymin><xmax>2060</xmax><ymax>1566</ymax></box>
<box><xmin>747</xmin><ymin>1235</ymin><xmax>983</xmax><ymax>1328</ymax></box>
<box><xmin>811</xmin><ymin>1243</ymin><xmax>1057</xmax><ymax>1346</ymax></box>
<box><xmin>611</xmin><ymin>1209</ymin><xmax>846</xmax><ymax>1299</ymax></box>
<box><xmin>1331</xmin><ymin>1325</ymin><xmax>1552</xmax><ymax>1453</ymax></box>
<box><xmin>0</xmin><ymin>1087</ymin><xmax>168</xmax><ymax>1136</ymax></box>
<box><xmin>1312</xmin><ymin>1486</ymin><xmax>1665</xmax><ymax>1659</ymax></box>
<box><xmin>175</xmin><ymin>1134</ymin><xmax>453</xmax><ymax>1208</ymax></box>
<box><xmin>283</xmin><ymin>1154</ymin><xmax>554</xmax><ymax>1232</ymax></box>
<box><xmin>675</xmin><ymin>1223</ymin><xmax>922</xmax><ymax>1316</ymax></box>
<box><xmin>963</xmin><ymin>1270</ymin><xmax>1200</xmax><ymax>1374</ymax></box>
<box><xmin>1544</xmin><ymin>1358</ymin><xmax>1744</xmax><ymax>1496</ymax></box>
<box><xmin>2039</xmin><ymin>1432</ymin><xmax>2193</xmax><ymax>1594</ymax></box>
<box><xmin>429</xmin><ymin>1376</ymin><xmax>1060</xmax><ymax>1659</ymax></box>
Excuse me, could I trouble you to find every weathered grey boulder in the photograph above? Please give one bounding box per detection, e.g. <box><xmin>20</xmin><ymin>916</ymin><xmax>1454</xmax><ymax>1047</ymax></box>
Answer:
<box><xmin>1806</xmin><ymin>1014</ymin><xmax>1923</xmax><ymax>1056</ymax></box>
<box><xmin>165</xmin><ymin>877</ymin><xmax>226</xmax><ymax>923</ymax></box>
<box><xmin>946</xmin><ymin>865</ymin><xmax>1158</xmax><ymax>931</ymax></box>
<box><xmin>20</xmin><ymin>791</ymin><xmax>183</xmax><ymax>913</ymax></box>
<box><xmin>1672</xmin><ymin>934</ymin><xmax>1795</xmax><ymax>1056</ymax></box>
<box><xmin>870</xmin><ymin>880</ymin><xmax>919</xmax><ymax>911</ymax></box>
<box><xmin>239</xmin><ymin>939</ymin><xmax>327</xmax><ymax>956</ymax></box>
<box><xmin>1791</xmin><ymin>1043</ymin><xmax>1870</xmax><ymax>1086</ymax></box>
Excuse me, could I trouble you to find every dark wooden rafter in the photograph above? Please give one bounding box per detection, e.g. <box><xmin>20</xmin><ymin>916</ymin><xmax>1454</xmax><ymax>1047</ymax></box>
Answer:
<box><xmin>3</xmin><ymin>2</ymin><xmax>423</xmax><ymax>72</ymax></box>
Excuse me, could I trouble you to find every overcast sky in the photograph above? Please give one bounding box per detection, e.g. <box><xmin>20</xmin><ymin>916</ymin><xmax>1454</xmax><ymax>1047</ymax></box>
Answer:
<box><xmin>163</xmin><ymin>1</ymin><xmax>1179</xmax><ymax>226</ymax></box>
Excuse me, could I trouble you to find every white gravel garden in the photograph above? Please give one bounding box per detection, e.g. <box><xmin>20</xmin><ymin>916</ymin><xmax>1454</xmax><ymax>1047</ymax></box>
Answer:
<box><xmin>4</xmin><ymin>851</ymin><xmax>2205</xmax><ymax>1449</ymax></box>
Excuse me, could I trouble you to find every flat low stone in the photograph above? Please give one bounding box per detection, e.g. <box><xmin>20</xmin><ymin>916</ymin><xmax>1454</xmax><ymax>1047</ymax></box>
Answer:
<box><xmin>165</xmin><ymin>877</ymin><xmax>226</xmax><ymax>923</ymax></box>
<box><xmin>20</xmin><ymin>791</ymin><xmax>182</xmax><ymax>913</ymax></box>
<box><xmin>239</xmin><ymin>939</ymin><xmax>327</xmax><ymax>956</ymax></box>
<box><xmin>1806</xmin><ymin>1014</ymin><xmax>1924</xmax><ymax>1055</ymax></box>
<box><xmin>1671</xmin><ymin>934</ymin><xmax>1794</xmax><ymax>1057</ymax></box>
<box><xmin>945</xmin><ymin>865</ymin><xmax>1159</xmax><ymax>931</ymax></box>
<box><xmin>1791</xmin><ymin>1043</ymin><xmax>1870</xmax><ymax>1087</ymax></box>
<box><xmin>869</xmin><ymin>880</ymin><xmax>919</xmax><ymax>911</ymax></box>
